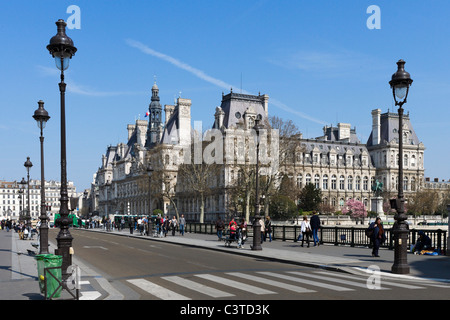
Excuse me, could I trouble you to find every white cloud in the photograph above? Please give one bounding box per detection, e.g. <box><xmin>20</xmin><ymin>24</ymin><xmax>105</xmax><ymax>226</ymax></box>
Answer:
<box><xmin>126</xmin><ymin>39</ymin><xmax>327</xmax><ymax>125</ymax></box>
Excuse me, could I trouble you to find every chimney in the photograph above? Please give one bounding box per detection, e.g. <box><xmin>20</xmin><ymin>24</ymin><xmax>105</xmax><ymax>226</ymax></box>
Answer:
<box><xmin>338</xmin><ymin>123</ymin><xmax>351</xmax><ymax>140</ymax></box>
<box><xmin>262</xmin><ymin>94</ymin><xmax>269</xmax><ymax>117</ymax></box>
<box><xmin>371</xmin><ymin>109</ymin><xmax>381</xmax><ymax>145</ymax></box>
<box><xmin>127</xmin><ymin>124</ymin><xmax>135</xmax><ymax>140</ymax></box>
<box><xmin>164</xmin><ymin>104</ymin><xmax>175</xmax><ymax>123</ymax></box>
<box><xmin>136</xmin><ymin>120</ymin><xmax>148</xmax><ymax>146</ymax></box>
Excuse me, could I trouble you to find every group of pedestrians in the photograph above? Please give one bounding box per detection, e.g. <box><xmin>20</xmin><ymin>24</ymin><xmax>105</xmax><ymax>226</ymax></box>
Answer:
<box><xmin>1</xmin><ymin>219</ymin><xmax>39</xmax><ymax>240</ymax></box>
<box><xmin>297</xmin><ymin>212</ymin><xmax>321</xmax><ymax>247</ymax></box>
<box><xmin>154</xmin><ymin>214</ymin><xmax>186</xmax><ymax>237</ymax></box>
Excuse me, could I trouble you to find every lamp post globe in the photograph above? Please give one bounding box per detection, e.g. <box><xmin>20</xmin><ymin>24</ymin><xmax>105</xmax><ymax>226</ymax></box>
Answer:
<box><xmin>47</xmin><ymin>19</ymin><xmax>77</xmax><ymax>71</ymax></box>
<box><xmin>33</xmin><ymin>100</ymin><xmax>50</xmax><ymax>129</ymax></box>
<box><xmin>389</xmin><ymin>59</ymin><xmax>413</xmax><ymax>275</ymax></box>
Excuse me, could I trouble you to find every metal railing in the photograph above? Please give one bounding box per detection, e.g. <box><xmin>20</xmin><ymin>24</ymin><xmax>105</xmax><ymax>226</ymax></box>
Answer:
<box><xmin>185</xmin><ymin>222</ymin><xmax>447</xmax><ymax>254</ymax></box>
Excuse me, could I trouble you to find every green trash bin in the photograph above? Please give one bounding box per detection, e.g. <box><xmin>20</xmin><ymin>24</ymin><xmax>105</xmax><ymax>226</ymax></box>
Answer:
<box><xmin>35</xmin><ymin>254</ymin><xmax>63</xmax><ymax>299</ymax></box>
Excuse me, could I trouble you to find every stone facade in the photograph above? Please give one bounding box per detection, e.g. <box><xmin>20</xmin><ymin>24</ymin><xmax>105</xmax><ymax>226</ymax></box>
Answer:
<box><xmin>92</xmin><ymin>84</ymin><xmax>427</xmax><ymax>222</ymax></box>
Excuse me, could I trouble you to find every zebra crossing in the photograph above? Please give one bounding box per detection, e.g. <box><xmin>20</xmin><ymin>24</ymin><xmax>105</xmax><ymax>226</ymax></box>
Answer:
<box><xmin>120</xmin><ymin>270</ymin><xmax>449</xmax><ymax>300</ymax></box>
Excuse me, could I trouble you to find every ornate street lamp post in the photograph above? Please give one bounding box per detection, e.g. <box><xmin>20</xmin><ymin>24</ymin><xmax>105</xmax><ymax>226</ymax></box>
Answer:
<box><xmin>251</xmin><ymin>119</ymin><xmax>264</xmax><ymax>251</ymax></box>
<box><xmin>33</xmin><ymin>100</ymin><xmax>50</xmax><ymax>254</ymax></box>
<box><xmin>47</xmin><ymin>19</ymin><xmax>77</xmax><ymax>278</ymax></box>
<box><xmin>389</xmin><ymin>59</ymin><xmax>413</xmax><ymax>274</ymax></box>
<box><xmin>24</xmin><ymin>157</ymin><xmax>33</xmax><ymax>229</ymax></box>
<box><xmin>19</xmin><ymin>178</ymin><xmax>27</xmax><ymax>223</ymax></box>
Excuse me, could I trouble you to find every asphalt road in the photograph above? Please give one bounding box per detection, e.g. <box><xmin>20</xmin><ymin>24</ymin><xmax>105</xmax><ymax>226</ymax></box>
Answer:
<box><xmin>48</xmin><ymin>229</ymin><xmax>450</xmax><ymax>302</ymax></box>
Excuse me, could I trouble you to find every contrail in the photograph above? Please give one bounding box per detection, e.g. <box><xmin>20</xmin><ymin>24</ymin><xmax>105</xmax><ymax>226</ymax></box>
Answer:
<box><xmin>126</xmin><ymin>39</ymin><xmax>327</xmax><ymax>125</ymax></box>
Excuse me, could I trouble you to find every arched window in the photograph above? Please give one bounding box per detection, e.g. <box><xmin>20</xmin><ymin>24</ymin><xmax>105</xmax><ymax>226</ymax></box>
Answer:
<box><xmin>347</xmin><ymin>175</ymin><xmax>353</xmax><ymax>190</ymax></box>
<box><xmin>356</xmin><ymin>176</ymin><xmax>361</xmax><ymax>190</ymax></box>
<box><xmin>331</xmin><ymin>175</ymin><xmax>337</xmax><ymax>190</ymax></box>
<box><xmin>339</xmin><ymin>175</ymin><xmax>345</xmax><ymax>190</ymax></box>
<box><xmin>363</xmin><ymin>176</ymin><xmax>369</xmax><ymax>191</ymax></box>
<box><xmin>314</xmin><ymin>174</ymin><xmax>320</xmax><ymax>188</ymax></box>
<box><xmin>323</xmin><ymin>174</ymin><xmax>328</xmax><ymax>190</ymax></box>
<box><xmin>296</xmin><ymin>174</ymin><xmax>303</xmax><ymax>188</ymax></box>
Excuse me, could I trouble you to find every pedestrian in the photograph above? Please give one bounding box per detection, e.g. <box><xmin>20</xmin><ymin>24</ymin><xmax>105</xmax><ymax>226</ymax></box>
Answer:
<box><xmin>171</xmin><ymin>216</ymin><xmax>177</xmax><ymax>236</ymax></box>
<box><xmin>129</xmin><ymin>218</ymin><xmax>134</xmax><ymax>234</ymax></box>
<box><xmin>264</xmin><ymin>216</ymin><xmax>272</xmax><ymax>242</ymax></box>
<box><xmin>229</xmin><ymin>217</ymin><xmax>237</xmax><ymax>241</ymax></box>
<box><xmin>369</xmin><ymin>217</ymin><xmax>386</xmax><ymax>257</ymax></box>
<box><xmin>215</xmin><ymin>217</ymin><xmax>225</xmax><ymax>240</ymax></box>
<box><xmin>300</xmin><ymin>216</ymin><xmax>311</xmax><ymax>248</ymax></box>
<box><xmin>18</xmin><ymin>223</ymin><xmax>24</xmax><ymax>240</ymax></box>
<box><xmin>137</xmin><ymin>217</ymin><xmax>143</xmax><ymax>235</ymax></box>
<box><xmin>163</xmin><ymin>216</ymin><xmax>170</xmax><ymax>237</ymax></box>
<box><xmin>310</xmin><ymin>211</ymin><xmax>321</xmax><ymax>246</ymax></box>
<box><xmin>179</xmin><ymin>214</ymin><xmax>185</xmax><ymax>236</ymax></box>
<box><xmin>238</xmin><ymin>218</ymin><xmax>247</xmax><ymax>248</ymax></box>
<box><xmin>259</xmin><ymin>217</ymin><xmax>265</xmax><ymax>244</ymax></box>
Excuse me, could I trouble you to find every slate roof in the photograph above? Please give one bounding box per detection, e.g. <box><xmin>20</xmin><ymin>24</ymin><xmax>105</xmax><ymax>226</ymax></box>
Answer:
<box><xmin>367</xmin><ymin>111</ymin><xmax>420</xmax><ymax>147</ymax></box>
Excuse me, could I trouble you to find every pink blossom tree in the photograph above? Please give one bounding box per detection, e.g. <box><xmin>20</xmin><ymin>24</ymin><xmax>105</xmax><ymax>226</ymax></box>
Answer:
<box><xmin>342</xmin><ymin>199</ymin><xmax>367</xmax><ymax>219</ymax></box>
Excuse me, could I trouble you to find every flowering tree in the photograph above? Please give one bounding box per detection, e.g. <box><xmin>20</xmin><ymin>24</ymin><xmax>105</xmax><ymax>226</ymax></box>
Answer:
<box><xmin>342</xmin><ymin>199</ymin><xmax>367</xmax><ymax>219</ymax></box>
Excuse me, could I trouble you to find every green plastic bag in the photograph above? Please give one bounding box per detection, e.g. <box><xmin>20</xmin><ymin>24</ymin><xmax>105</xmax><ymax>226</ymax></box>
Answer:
<box><xmin>36</xmin><ymin>254</ymin><xmax>63</xmax><ymax>299</ymax></box>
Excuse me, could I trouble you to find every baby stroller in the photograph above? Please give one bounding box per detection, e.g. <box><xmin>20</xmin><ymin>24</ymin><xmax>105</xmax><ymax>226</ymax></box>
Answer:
<box><xmin>224</xmin><ymin>225</ymin><xmax>247</xmax><ymax>248</ymax></box>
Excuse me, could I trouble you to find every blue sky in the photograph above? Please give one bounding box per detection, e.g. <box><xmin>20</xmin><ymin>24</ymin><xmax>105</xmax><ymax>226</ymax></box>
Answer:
<box><xmin>1</xmin><ymin>0</ymin><xmax>449</xmax><ymax>192</ymax></box>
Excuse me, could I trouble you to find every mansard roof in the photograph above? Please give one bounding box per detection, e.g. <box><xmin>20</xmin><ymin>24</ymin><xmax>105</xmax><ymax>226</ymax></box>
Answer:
<box><xmin>367</xmin><ymin>111</ymin><xmax>421</xmax><ymax>147</ymax></box>
<box><xmin>215</xmin><ymin>91</ymin><xmax>268</xmax><ymax>129</ymax></box>
<box><xmin>161</xmin><ymin>107</ymin><xmax>179</xmax><ymax>145</ymax></box>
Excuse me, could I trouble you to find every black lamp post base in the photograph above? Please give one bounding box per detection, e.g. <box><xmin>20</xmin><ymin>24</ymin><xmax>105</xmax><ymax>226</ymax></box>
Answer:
<box><xmin>251</xmin><ymin>224</ymin><xmax>263</xmax><ymax>251</ymax></box>
<box><xmin>391</xmin><ymin>225</ymin><xmax>410</xmax><ymax>274</ymax></box>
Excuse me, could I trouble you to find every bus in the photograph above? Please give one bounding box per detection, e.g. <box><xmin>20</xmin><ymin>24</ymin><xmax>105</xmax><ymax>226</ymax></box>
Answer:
<box><xmin>53</xmin><ymin>213</ymin><xmax>82</xmax><ymax>228</ymax></box>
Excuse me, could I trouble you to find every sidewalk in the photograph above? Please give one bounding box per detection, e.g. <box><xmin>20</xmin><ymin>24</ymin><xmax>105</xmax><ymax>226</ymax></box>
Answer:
<box><xmin>88</xmin><ymin>227</ymin><xmax>450</xmax><ymax>284</ymax></box>
<box><xmin>2</xmin><ymin>230</ymin><xmax>117</xmax><ymax>300</ymax></box>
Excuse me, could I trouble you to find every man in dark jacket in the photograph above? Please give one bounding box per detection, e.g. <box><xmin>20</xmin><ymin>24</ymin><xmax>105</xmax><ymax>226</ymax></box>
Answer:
<box><xmin>310</xmin><ymin>211</ymin><xmax>321</xmax><ymax>246</ymax></box>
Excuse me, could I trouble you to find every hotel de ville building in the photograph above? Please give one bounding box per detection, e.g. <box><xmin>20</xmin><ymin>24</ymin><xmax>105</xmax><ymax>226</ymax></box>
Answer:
<box><xmin>91</xmin><ymin>82</ymin><xmax>425</xmax><ymax>222</ymax></box>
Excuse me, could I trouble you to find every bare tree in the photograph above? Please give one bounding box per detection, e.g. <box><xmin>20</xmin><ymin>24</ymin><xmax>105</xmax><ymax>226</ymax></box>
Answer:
<box><xmin>178</xmin><ymin>142</ymin><xmax>221</xmax><ymax>223</ymax></box>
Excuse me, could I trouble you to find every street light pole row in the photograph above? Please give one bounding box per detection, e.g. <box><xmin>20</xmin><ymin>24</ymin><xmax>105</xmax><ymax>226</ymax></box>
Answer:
<box><xmin>24</xmin><ymin>20</ymin><xmax>76</xmax><ymax>280</ymax></box>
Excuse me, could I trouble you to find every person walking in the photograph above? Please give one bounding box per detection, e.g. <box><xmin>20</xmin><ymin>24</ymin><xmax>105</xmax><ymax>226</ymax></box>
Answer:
<box><xmin>369</xmin><ymin>217</ymin><xmax>386</xmax><ymax>257</ymax></box>
<box><xmin>237</xmin><ymin>218</ymin><xmax>247</xmax><ymax>248</ymax></box>
<box><xmin>129</xmin><ymin>218</ymin><xmax>135</xmax><ymax>235</ymax></box>
<box><xmin>300</xmin><ymin>216</ymin><xmax>311</xmax><ymax>248</ymax></box>
<box><xmin>171</xmin><ymin>216</ymin><xmax>177</xmax><ymax>236</ymax></box>
<box><xmin>163</xmin><ymin>216</ymin><xmax>170</xmax><ymax>237</ymax></box>
<box><xmin>264</xmin><ymin>216</ymin><xmax>272</xmax><ymax>242</ymax></box>
<box><xmin>215</xmin><ymin>217</ymin><xmax>225</xmax><ymax>240</ymax></box>
<box><xmin>259</xmin><ymin>217</ymin><xmax>265</xmax><ymax>244</ymax></box>
<box><xmin>310</xmin><ymin>211</ymin><xmax>321</xmax><ymax>246</ymax></box>
<box><xmin>179</xmin><ymin>214</ymin><xmax>186</xmax><ymax>236</ymax></box>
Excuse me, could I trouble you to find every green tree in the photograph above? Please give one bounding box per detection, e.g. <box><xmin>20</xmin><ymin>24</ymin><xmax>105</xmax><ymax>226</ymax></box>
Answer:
<box><xmin>298</xmin><ymin>183</ymin><xmax>322</xmax><ymax>212</ymax></box>
<box><xmin>269</xmin><ymin>194</ymin><xmax>298</xmax><ymax>220</ymax></box>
